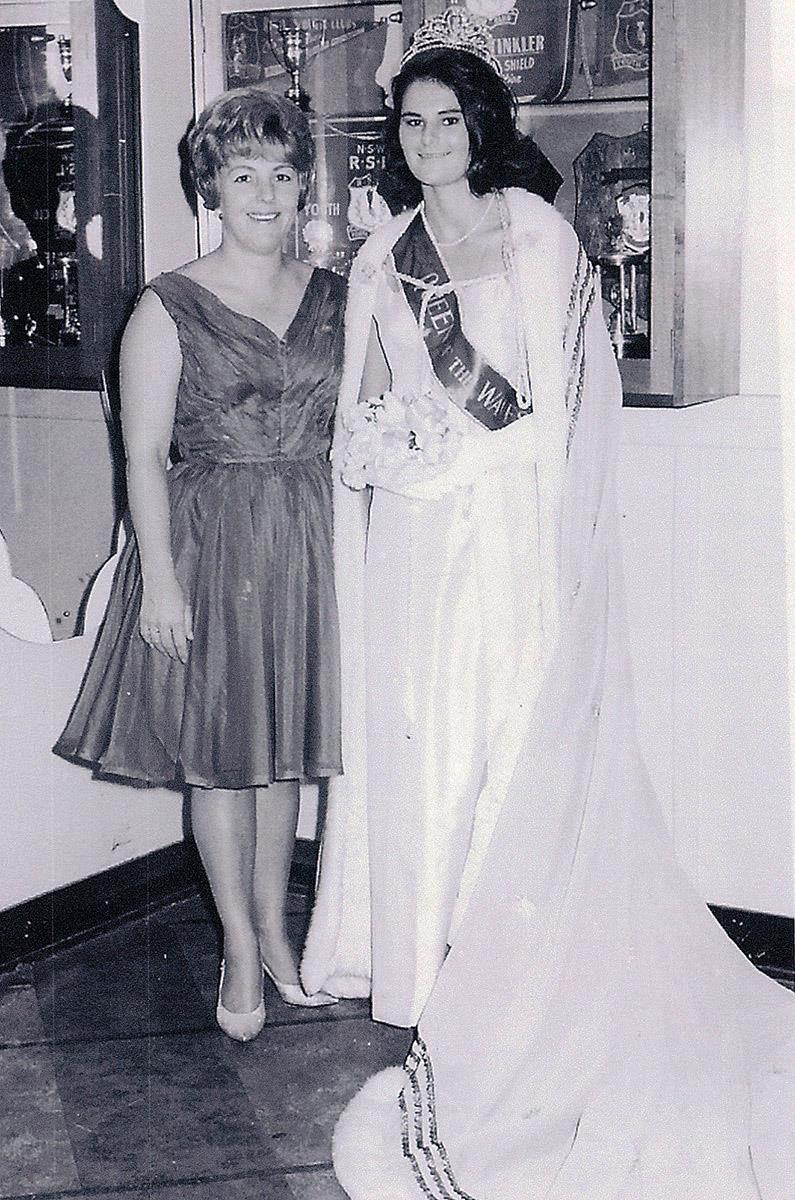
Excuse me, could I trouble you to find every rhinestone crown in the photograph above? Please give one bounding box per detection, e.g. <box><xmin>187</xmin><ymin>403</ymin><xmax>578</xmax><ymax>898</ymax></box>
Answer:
<box><xmin>400</xmin><ymin>6</ymin><xmax>504</xmax><ymax>78</ymax></box>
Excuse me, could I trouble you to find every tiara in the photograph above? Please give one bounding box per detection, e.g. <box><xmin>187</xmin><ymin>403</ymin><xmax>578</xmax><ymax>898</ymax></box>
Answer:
<box><xmin>400</xmin><ymin>6</ymin><xmax>504</xmax><ymax>78</ymax></box>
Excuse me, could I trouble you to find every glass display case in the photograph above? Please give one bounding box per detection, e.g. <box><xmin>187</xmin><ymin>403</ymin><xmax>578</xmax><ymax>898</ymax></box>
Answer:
<box><xmin>195</xmin><ymin>0</ymin><xmax>745</xmax><ymax>405</ymax></box>
<box><xmin>0</xmin><ymin>0</ymin><xmax>142</xmax><ymax>390</ymax></box>
<box><xmin>222</xmin><ymin>3</ymin><xmax>400</xmax><ymax>274</ymax></box>
<box><xmin>197</xmin><ymin>0</ymin><xmax>400</xmax><ymax>273</ymax></box>
<box><xmin>478</xmin><ymin>0</ymin><xmax>745</xmax><ymax>405</ymax></box>
<box><xmin>502</xmin><ymin>1</ymin><xmax>652</xmax><ymax>371</ymax></box>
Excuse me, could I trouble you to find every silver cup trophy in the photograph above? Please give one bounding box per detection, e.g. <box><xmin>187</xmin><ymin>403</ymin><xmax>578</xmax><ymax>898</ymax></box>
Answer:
<box><xmin>280</xmin><ymin>26</ymin><xmax>310</xmax><ymax>111</ymax></box>
<box><xmin>597</xmin><ymin>185</ymin><xmax>650</xmax><ymax>359</ymax></box>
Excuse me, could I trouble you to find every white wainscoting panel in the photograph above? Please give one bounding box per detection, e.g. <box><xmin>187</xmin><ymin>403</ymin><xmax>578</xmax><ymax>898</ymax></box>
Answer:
<box><xmin>618</xmin><ymin>395</ymin><xmax>792</xmax><ymax>915</ymax></box>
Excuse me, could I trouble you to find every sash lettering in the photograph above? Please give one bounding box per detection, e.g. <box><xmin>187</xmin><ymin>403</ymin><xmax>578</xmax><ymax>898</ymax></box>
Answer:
<box><xmin>391</xmin><ymin>212</ymin><xmax>531</xmax><ymax>430</ymax></box>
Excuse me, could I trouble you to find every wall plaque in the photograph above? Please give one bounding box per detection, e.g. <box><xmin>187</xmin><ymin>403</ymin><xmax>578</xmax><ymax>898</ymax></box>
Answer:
<box><xmin>465</xmin><ymin>0</ymin><xmax>577</xmax><ymax>103</ymax></box>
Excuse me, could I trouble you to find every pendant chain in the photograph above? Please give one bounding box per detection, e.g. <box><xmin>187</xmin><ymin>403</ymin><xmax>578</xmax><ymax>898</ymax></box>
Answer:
<box><xmin>423</xmin><ymin>193</ymin><xmax>495</xmax><ymax>248</ymax></box>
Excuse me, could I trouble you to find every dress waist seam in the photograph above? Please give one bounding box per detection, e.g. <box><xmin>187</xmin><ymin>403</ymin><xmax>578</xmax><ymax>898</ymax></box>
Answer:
<box><xmin>177</xmin><ymin>451</ymin><xmax>329</xmax><ymax>467</ymax></box>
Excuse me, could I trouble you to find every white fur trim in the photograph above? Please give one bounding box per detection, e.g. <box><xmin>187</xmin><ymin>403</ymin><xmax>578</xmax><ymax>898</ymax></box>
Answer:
<box><xmin>333</xmin><ymin>1067</ymin><xmax>418</xmax><ymax>1200</ymax></box>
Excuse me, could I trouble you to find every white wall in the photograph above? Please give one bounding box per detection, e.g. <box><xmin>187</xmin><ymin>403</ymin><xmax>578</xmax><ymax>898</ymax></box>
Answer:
<box><xmin>738</xmin><ymin>0</ymin><xmax>778</xmax><ymax>399</ymax></box>
<box><xmin>618</xmin><ymin>399</ymin><xmax>791</xmax><ymax>913</ymax></box>
<box><xmin>616</xmin><ymin>0</ymin><xmax>793</xmax><ymax>915</ymax></box>
<box><xmin>1</xmin><ymin>0</ymin><xmax>197</xmax><ymax>909</ymax></box>
<box><xmin>1</xmin><ymin>0</ymin><xmax>792</xmax><ymax>915</ymax></box>
<box><xmin>0</xmin><ymin>622</ymin><xmax>184</xmax><ymax>912</ymax></box>
<box><xmin>771</xmin><ymin>1</ymin><xmax>795</xmax><ymax>924</ymax></box>
<box><xmin>127</xmin><ymin>0</ymin><xmax>198</xmax><ymax>279</ymax></box>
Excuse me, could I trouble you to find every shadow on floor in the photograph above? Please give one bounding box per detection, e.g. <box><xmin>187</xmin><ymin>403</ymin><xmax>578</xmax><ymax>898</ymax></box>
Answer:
<box><xmin>0</xmin><ymin>891</ymin><xmax>411</xmax><ymax>1200</ymax></box>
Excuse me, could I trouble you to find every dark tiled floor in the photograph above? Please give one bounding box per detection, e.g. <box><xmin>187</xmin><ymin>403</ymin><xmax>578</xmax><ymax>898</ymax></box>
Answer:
<box><xmin>0</xmin><ymin>892</ymin><xmax>412</xmax><ymax>1200</ymax></box>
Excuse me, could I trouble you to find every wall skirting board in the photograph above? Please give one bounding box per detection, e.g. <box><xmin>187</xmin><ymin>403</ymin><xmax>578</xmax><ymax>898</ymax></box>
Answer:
<box><xmin>708</xmin><ymin>906</ymin><xmax>794</xmax><ymax>985</ymax></box>
<box><xmin>0</xmin><ymin>842</ymin><xmax>792</xmax><ymax>985</ymax></box>
<box><xmin>0</xmin><ymin>839</ymin><xmax>318</xmax><ymax>973</ymax></box>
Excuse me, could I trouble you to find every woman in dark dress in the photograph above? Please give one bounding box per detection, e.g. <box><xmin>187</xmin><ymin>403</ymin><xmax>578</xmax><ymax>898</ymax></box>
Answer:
<box><xmin>54</xmin><ymin>86</ymin><xmax>344</xmax><ymax>1040</ymax></box>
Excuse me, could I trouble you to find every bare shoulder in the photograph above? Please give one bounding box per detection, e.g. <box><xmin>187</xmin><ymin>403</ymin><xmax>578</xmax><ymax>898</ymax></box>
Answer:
<box><xmin>122</xmin><ymin>285</ymin><xmax>179</xmax><ymax>363</ymax></box>
<box><xmin>127</xmin><ymin>284</ymin><xmax>176</xmax><ymax>330</ymax></box>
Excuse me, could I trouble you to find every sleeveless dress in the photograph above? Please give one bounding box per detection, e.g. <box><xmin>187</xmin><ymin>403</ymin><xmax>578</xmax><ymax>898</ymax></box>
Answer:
<box><xmin>309</xmin><ymin>194</ymin><xmax>794</xmax><ymax>1200</ymax></box>
<box><xmin>54</xmin><ymin>267</ymin><xmax>345</xmax><ymax>789</ymax></box>
<box><xmin>326</xmin><ymin>256</ymin><xmax>548</xmax><ymax>1027</ymax></box>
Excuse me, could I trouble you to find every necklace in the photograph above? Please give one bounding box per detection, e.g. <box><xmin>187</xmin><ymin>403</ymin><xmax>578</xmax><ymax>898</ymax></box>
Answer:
<box><xmin>423</xmin><ymin>193</ymin><xmax>495</xmax><ymax>248</ymax></box>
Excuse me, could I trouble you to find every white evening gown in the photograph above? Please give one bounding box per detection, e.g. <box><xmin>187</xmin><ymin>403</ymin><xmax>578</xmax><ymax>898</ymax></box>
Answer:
<box><xmin>309</xmin><ymin>193</ymin><xmax>795</xmax><ymax>1200</ymax></box>
<box><xmin>361</xmin><ymin>272</ymin><xmax>552</xmax><ymax>1026</ymax></box>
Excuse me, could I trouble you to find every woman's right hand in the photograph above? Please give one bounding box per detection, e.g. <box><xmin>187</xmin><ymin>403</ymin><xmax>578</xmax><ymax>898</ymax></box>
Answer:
<box><xmin>139</xmin><ymin>574</ymin><xmax>194</xmax><ymax>663</ymax></box>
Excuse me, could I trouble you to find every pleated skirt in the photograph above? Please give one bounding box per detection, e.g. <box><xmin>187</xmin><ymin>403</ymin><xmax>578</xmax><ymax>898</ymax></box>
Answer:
<box><xmin>54</xmin><ymin>455</ymin><xmax>342</xmax><ymax>789</ymax></box>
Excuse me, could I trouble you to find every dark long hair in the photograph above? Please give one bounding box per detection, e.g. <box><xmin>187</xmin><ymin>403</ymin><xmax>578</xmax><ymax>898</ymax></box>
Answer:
<box><xmin>379</xmin><ymin>49</ymin><xmax>562</xmax><ymax>213</ymax></box>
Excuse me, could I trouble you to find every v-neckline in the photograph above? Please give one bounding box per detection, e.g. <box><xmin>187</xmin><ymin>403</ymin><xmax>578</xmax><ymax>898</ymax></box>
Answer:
<box><xmin>174</xmin><ymin>268</ymin><xmax>317</xmax><ymax>343</ymax></box>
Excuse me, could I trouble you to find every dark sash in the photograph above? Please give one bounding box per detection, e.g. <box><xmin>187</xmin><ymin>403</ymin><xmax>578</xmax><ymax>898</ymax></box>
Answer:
<box><xmin>391</xmin><ymin>211</ymin><xmax>531</xmax><ymax>430</ymax></box>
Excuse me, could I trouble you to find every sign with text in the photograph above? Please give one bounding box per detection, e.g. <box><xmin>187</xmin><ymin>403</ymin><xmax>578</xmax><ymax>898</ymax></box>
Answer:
<box><xmin>595</xmin><ymin>0</ymin><xmax>651</xmax><ymax>88</ymax></box>
<box><xmin>467</xmin><ymin>0</ymin><xmax>576</xmax><ymax>103</ymax></box>
<box><xmin>295</xmin><ymin>116</ymin><xmax>389</xmax><ymax>276</ymax></box>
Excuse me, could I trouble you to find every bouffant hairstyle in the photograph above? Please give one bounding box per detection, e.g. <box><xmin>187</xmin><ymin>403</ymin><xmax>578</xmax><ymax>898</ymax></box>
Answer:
<box><xmin>187</xmin><ymin>86</ymin><xmax>314</xmax><ymax>211</ymax></box>
<box><xmin>379</xmin><ymin>49</ymin><xmax>561</xmax><ymax>213</ymax></box>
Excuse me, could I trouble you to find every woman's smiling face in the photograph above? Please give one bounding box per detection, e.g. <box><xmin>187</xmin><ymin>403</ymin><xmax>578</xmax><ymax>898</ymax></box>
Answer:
<box><xmin>398</xmin><ymin>79</ymin><xmax>471</xmax><ymax>190</ymax></box>
<box><xmin>216</xmin><ymin>144</ymin><xmax>302</xmax><ymax>252</ymax></box>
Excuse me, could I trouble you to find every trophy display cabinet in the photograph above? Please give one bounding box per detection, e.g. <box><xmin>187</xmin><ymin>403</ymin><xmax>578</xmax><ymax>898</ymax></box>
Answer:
<box><xmin>404</xmin><ymin>0</ymin><xmax>746</xmax><ymax>407</ymax></box>
<box><xmin>0</xmin><ymin>0</ymin><xmax>142</xmax><ymax>390</ymax></box>
<box><xmin>504</xmin><ymin>0</ymin><xmax>746</xmax><ymax>406</ymax></box>
<box><xmin>193</xmin><ymin>0</ymin><xmax>745</xmax><ymax>406</ymax></box>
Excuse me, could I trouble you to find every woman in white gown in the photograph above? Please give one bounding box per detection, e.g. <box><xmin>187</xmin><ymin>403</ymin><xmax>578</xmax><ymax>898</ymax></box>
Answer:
<box><xmin>302</xmin><ymin>9</ymin><xmax>566</xmax><ymax>1031</ymax></box>
<box><xmin>303</xmin><ymin>9</ymin><xmax>795</xmax><ymax>1197</ymax></box>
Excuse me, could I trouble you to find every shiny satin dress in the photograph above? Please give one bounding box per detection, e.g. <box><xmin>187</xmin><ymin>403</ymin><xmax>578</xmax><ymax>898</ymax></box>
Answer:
<box><xmin>325</xmin><ymin>192</ymin><xmax>794</xmax><ymax>1200</ymax></box>
<box><xmin>362</xmin><ymin>267</ymin><xmax>548</xmax><ymax>1026</ymax></box>
<box><xmin>303</xmin><ymin>190</ymin><xmax>794</xmax><ymax>1200</ymax></box>
<box><xmin>54</xmin><ymin>267</ymin><xmax>345</xmax><ymax>789</ymax></box>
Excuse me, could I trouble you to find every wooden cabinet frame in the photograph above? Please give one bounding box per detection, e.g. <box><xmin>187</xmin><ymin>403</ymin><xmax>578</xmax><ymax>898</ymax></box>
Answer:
<box><xmin>0</xmin><ymin>0</ymin><xmax>142</xmax><ymax>391</ymax></box>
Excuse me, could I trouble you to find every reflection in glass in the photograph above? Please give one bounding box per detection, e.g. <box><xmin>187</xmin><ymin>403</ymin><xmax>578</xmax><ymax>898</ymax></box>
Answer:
<box><xmin>0</xmin><ymin>21</ymin><xmax>81</xmax><ymax>349</ymax></box>
<box><xmin>573</xmin><ymin>128</ymin><xmax>650</xmax><ymax>360</ymax></box>
<box><xmin>223</xmin><ymin>5</ymin><xmax>400</xmax><ymax>278</ymax></box>
<box><xmin>223</xmin><ymin>4</ymin><xmax>402</xmax><ymax>118</ymax></box>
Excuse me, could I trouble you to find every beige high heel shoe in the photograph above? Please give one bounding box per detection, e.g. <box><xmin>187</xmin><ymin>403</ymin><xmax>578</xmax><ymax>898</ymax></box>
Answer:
<box><xmin>262</xmin><ymin>960</ymin><xmax>339</xmax><ymax>1008</ymax></box>
<box><xmin>215</xmin><ymin>960</ymin><xmax>266</xmax><ymax>1041</ymax></box>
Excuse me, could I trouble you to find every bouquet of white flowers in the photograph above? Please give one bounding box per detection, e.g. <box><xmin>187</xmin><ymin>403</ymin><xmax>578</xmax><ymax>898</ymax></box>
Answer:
<box><xmin>339</xmin><ymin>391</ymin><xmax>461</xmax><ymax>491</ymax></box>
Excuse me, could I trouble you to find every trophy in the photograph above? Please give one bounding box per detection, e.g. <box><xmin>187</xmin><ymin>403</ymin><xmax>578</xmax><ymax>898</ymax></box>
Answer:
<box><xmin>56</xmin><ymin>251</ymin><xmax>80</xmax><ymax>344</ymax></box>
<box><xmin>596</xmin><ymin>250</ymin><xmax>645</xmax><ymax>358</ymax></box>
<box><xmin>279</xmin><ymin>25</ymin><xmax>311</xmax><ymax>111</ymax></box>
<box><xmin>596</xmin><ymin>185</ymin><xmax>650</xmax><ymax>359</ymax></box>
<box><xmin>573</xmin><ymin>129</ymin><xmax>651</xmax><ymax>361</ymax></box>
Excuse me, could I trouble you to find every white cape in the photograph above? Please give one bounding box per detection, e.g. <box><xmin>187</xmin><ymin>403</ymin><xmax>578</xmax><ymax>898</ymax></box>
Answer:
<box><xmin>302</xmin><ymin>190</ymin><xmax>794</xmax><ymax>1198</ymax></box>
